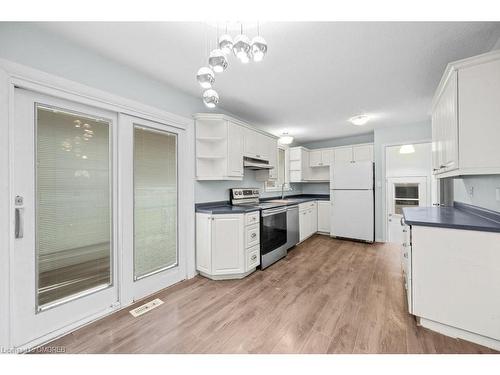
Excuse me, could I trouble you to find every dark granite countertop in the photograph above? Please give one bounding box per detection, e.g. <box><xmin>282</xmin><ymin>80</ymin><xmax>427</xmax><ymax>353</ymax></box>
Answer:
<box><xmin>402</xmin><ymin>202</ymin><xmax>500</xmax><ymax>233</ymax></box>
<box><xmin>196</xmin><ymin>194</ymin><xmax>330</xmax><ymax>214</ymax></box>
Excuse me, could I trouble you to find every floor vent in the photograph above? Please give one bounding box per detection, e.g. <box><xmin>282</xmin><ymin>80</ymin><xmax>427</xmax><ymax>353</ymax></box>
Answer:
<box><xmin>129</xmin><ymin>298</ymin><xmax>164</xmax><ymax>317</ymax></box>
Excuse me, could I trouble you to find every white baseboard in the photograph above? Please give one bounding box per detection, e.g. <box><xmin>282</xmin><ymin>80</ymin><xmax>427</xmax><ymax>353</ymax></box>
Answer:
<box><xmin>420</xmin><ymin>317</ymin><xmax>500</xmax><ymax>351</ymax></box>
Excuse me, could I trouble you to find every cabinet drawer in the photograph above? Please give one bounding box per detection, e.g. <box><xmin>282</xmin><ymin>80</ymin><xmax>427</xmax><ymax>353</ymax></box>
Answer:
<box><xmin>245</xmin><ymin>211</ymin><xmax>260</xmax><ymax>226</ymax></box>
<box><xmin>245</xmin><ymin>223</ymin><xmax>260</xmax><ymax>248</ymax></box>
<box><xmin>247</xmin><ymin>245</ymin><xmax>260</xmax><ymax>270</ymax></box>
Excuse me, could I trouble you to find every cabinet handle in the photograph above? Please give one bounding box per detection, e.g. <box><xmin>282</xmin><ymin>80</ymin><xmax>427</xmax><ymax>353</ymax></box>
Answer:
<box><xmin>251</xmin><ymin>254</ymin><xmax>257</xmax><ymax>261</ymax></box>
<box><xmin>251</xmin><ymin>233</ymin><xmax>257</xmax><ymax>238</ymax></box>
<box><xmin>403</xmin><ymin>252</ymin><xmax>408</xmax><ymax>258</ymax></box>
<box><xmin>432</xmin><ymin>168</ymin><xmax>439</xmax><ymax>172</ymax></box>
<box><xmin>256</xmin><ymin>154</ymin><xmax>261</xmax><ymax>158</ymax></box>
<box><xmin>439</xmin><ymin>165</ymin><xmax>447</xmax><ymax>169</ymax></box>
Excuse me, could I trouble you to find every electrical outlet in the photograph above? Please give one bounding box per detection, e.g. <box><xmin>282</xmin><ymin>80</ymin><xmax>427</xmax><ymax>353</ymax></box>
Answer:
<box><xmin>469</xmin><ymin>186</ymin><xmax>474</xmax><ymax>197</ymax></box>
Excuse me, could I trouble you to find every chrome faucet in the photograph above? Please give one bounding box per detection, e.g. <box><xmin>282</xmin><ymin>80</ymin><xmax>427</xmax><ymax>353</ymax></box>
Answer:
<box><xmin>281</xmin><ymin>183</ymin><xmax>286</xmax><ymax>199</ymax></box>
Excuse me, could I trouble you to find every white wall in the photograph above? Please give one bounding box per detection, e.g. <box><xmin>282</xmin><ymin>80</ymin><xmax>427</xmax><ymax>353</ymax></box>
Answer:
<box><xmin>374</xmin><ymin>121</ymin><xmax>432</xmax><ymax>241</ymax></box>
<box><xmin>453</xmin><ymin>176</ymin><xmax>500</xmax><ymax>212</ymax></box>
<box><xmin>386</xmin><ymin>143</ymin><xmax>432</xmax><ymax>178</ymax></box>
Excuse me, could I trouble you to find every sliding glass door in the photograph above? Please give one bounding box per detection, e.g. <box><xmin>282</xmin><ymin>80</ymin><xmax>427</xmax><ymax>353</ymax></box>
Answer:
<box><xmin>133</xmin><ymin>126</ymin><xmax>177</xmax><ymax>280</ymax></box>
<box><xmin>120</xmin><ymin>114</ymin><xmax>186</xmax><ymax>303</ymax></box>
<box><xmin>12</xmin><ymin>89</ymin><xmax>118</xmax><ymax>348</ymax></box>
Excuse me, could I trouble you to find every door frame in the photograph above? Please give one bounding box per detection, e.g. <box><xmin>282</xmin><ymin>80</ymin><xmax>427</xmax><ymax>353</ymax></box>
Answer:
<box><xmin>380</xmin><ymin>140</ymin><xmax>431</xmax><ymax>243</ymax></box>
<box><xmin>0</xmin><ymin>59</ymin><xmax>196</xmax><ymax>350</ymax></box>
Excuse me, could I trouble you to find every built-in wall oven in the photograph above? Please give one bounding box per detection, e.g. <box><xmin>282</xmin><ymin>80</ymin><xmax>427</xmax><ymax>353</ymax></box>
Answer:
<box><xmin>260</xmin><ymin>206</ymin><xmax>287</xmax><ymax>269</ymax></box>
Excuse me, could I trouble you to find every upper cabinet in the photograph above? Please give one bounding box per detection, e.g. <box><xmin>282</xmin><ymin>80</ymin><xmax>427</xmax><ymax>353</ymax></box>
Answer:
<box><xmin>334</xmin><ymin>144</ymin><xmax>374</xmax><ymax>163</ymax></box>
<box><xmin>194</xmin><ymin>113</ymin><xmax>279</xmax><ymax>181</ymax></box>
<box><xmin>309</xmin><ymin>149</ymin><xmax>333</xmax><ymax>167</ymax></box>
<box><xmin>432</xmin><ymin>51</ymin><xmax>500</xmax><ymax>177</ymax></box>
<box><xmin>289</xmin><ymin>143</ymin><xmax>373</xmax><ymax>183</ymax></box>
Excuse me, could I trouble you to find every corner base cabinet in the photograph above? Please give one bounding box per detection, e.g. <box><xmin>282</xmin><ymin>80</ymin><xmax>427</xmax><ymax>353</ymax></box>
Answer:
<box><xmin>196</xmin><ymin>212</ymin><xmax>260</xmax><ymax>280</ymax></box>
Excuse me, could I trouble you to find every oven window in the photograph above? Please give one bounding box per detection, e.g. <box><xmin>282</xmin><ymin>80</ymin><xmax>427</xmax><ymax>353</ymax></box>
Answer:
<box><xmin>260</xmin><ymin>211</ymin><xmax>287</xmax><ymax>255</ymax></box>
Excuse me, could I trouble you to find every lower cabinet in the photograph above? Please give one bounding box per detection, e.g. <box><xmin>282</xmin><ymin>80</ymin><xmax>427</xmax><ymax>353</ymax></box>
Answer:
<box><xmin>410</xmin><ymin>225</ymin><xmax>500</xmax><ymax>348</ymax></box>
<box><xmin>317</xmin><ymin>201</ymin><xmax>331</xmax><ymax>233</ymax></box>
<box><xmin>299</xmin><ymin>201</ymin><xmax>318</xmax><ymax>242</ymax></box>
<box><xmin>196</xmin><ymin>212</ymin><xmax>260</xmax><ymax>280</ymax></box>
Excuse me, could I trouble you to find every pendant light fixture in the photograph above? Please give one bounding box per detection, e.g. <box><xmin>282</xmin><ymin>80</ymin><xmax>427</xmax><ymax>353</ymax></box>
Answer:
<box><xmin>196</xmin><ymin>22</ymin><xmax>269</xmax><ymax>107</ymax></box>
<box><xmin>208</xmin><ymin>49</ymin><xmax>228</xmax><ymax>73</ymax></box>
<box><xmin>218</xmin><ymin>25</ymin><xmax>234</xmax><ymax>55</ymax></box>
<box><xmin>251</xmin><ymin>23</ymin><xmax>268</xmax><ymax>62</ymax></box>
<box><xmin>196</xmin><ymin>66</ymin><xmax>215</xmax><ymax>89</ymax></box>
<box><xmin>203</xmin><ymin>89</ymin><xmax>219</xmax><ymax>108</ymax></box>
<box><xmin>233</xmin><ymin>24</ymin><xmax>252</xmax><ymax>64</ymax></box>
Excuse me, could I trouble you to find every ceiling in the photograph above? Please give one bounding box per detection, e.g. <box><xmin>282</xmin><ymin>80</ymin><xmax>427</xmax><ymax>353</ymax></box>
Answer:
<box><xmin>37</xmin><ymin>22</ymin><xmax>500</xmax><ymax>143</ymax></box>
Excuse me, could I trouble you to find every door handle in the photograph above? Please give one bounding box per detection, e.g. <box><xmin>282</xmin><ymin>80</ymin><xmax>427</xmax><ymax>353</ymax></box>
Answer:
<box><xmin>15</xmin><ymin>207</ymin><xmax>24</xmax><ymax>239</ymax></box>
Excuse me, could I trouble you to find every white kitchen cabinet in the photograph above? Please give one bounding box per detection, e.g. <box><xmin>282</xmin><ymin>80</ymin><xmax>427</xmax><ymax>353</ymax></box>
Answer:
<box><xmin>227</xmin><ymin>122</ymin><xmax>244</xmax><ymax>177</ymax></box>
<box><xmin>431</xmin><ymin>50</ymin><xmax>500</xmax><ymax>177</ymax></box>
<box><xmin>333</xmin><ymin>144</ymin><xmax>373</xmax><ymax>163</ymax></box>
<box><xmin>194</xmin><ymin>113</ymin><xmax>278</xmax><ymax>180</ymax></box>
<box><xmin>196</xmin><ymin>212</ymin><xmax>260</xmax><ymax>280</ymax></box>
<box><xmin>309</xmin><ymin>150</ymin><xmax>322</xmax><ymax>167</ymax></box>
<box><xmin>352</xmin><ymin>144</ymin><xmax>374</xmax><ymax>162</ymax></box>
<box><xmin>298</xmin><ymin>201</ymin><xmax>318</xmax><ymax>241</ymax></box>
<box><xmin>410</xmin><ymin>225</ymin><xmax>500</xmax><ymax>349</ymax></box>
<box><xmin>432</xmin><ymin>70</ymin><xmax>458</xmax><ymax>174</ymax></box>
<box><xmin>333</xmin><ymin>147</ymin><xmax>353</xmax><ymax>163</ymax></box>
<box><xmin>317</xmin><ymin>201</ymin><xmax>331</xmax><ymax>233</ymax></box>
<box><xmin>256</xmin><ymin>135</ymin><xmax>279</xmax><ymax>181</ymax></box>
<box><xmin>243</xmin><ymin>127</ymin><xmax>269</xmax><ymax>161</ymax></box>
<box><xmin>289</xmin><ymin>147</ymin><xmax>310</xmax><ymax>182</ymax></box>
<box><xmin>309</xmin><ymin>149</ymin><xmax>332</xmax><ymax>167</ymax></box>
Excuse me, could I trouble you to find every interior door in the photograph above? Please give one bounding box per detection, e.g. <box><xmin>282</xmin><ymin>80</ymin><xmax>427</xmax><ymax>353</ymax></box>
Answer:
<box><xmin>120</xmin><ymin>114</ymin><xmax>186</xmax><ymax>302</ymax></box>
<box><xmin>12</xmin><ymin>88</ymin><xmax>118</xmax><ymax>348</ymax></box>
<box><xmin>387</xmin><ymin>176</ymin><xmax>428</xmax><ymax>243</ymax></box>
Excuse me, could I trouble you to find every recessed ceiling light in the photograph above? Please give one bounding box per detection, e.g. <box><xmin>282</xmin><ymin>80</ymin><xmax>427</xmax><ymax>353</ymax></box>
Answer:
<box><xmin>349</xmin><ymin>114</ymin><xmax>370</xmax><ymax>126</ymax></box>
<box><xmin>399</xmin><ymin>144</ymin><xmax>415</xmax><ymax>154</ymax></box>
<box><xmin>278</xmin><ymin>132</ymin><xmax>294</xmax><ymax>145</ymax></box>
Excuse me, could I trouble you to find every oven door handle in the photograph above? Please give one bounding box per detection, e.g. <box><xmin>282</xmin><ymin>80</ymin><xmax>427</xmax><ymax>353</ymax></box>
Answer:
<box><xmin>261</xmin><ymin>207</ymin><xmax>287</xmax><ymax>217</ymax></box>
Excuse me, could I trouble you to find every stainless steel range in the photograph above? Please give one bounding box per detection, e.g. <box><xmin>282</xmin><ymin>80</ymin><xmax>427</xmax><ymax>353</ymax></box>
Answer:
<box><xmin>230</xmin><ymin>188</ymin><xmax>288</xmax><ymax>269</ymax></box>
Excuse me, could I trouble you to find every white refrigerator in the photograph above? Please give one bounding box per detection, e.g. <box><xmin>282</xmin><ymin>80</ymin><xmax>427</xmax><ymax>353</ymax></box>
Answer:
<box><xmin>330</xmin><ymin>160</ymin><xmax>374</xmax><ymax>242</ymax></box>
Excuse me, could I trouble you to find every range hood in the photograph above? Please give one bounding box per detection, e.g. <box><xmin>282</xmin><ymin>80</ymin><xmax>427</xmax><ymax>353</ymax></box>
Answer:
<box><xmin>243</xmin><ymin>156</ymin><xmax>274</xmax><ymax>170</ymax></box>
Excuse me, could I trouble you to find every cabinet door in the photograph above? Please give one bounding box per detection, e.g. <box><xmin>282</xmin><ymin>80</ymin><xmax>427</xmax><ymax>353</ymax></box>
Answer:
<box><xmin>334</xmin><ymin>147</ymin><xmax>353</xmax><ymax>163</ymax></box>
<box><xmin>309</xmin><ymin>207</ymin><xmax>318</xmax><ymax>235</ymax></box>
<box><xmin>243</xmin><ymin>128</ymin><xmax>259</xmax><ymax>159</ymax></box>
<box><xmin>227</xmin><ymin>122</ymin><xmax>244</xmax><ymax>177</ymax></box>
<box><xmin>438</xmin><ymin>71</ymin><xmax>458</xmax><ymax>172</ymax></box>
<box><xmin>267</xmin><ymin>137</ymin><xmax>278</xmax><ymax>179</ymax></box>
<box><xmin>459</xmin><ymin>59</ymin><xmax>500</xmax><ymax>171</ymax></box>
<box><xmin>321</xmin><ymin>149</ymin><xmax>333</xmax><ymax>166</ymax></box>
<box><xmin>309</xmin><ymin>150</ymin><xmax>322</xmax><ymax>167</ymax></box>
<box><xmin>299</xmin><ymin>209</ymin><xmax>308</xmax><ymax>242</ymax></box>
<box><xmin>431</xmin><ymin>109</ymin><xmax>442</xmax><ymax>174</ymax></box>
<box><xmin>353</xmin><ymin>144</ymin><xmax>373</xmax><ymax>162</ymax></box>
<box><xmin>317</xmin><ymin>201</ymin><xmax>331</xmax><ymax>233</ymax></box>
<box><xmin>211</xmin><ymin>214</ymin><xmax>245</xmax><ymax>275</ymax></box>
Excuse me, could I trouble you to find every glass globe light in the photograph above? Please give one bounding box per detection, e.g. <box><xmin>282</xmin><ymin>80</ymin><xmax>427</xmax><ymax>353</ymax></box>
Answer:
<box><xmin>202</xmin><ymin>89</ymin><xmax>219</xmax><ymax>108</ymax></box>
<box><xmin>232</xmin><ymin>34</ymin><xmax>252</xmax><ymax>64</ymax></box>
<box><xmin>208</xmin><ymin>49</ymin><xmax>228</xmax><ymax>73</ymax></box>
<box><xmin>251</xmin><ymin>36</ymin><xmax>268</xmax><ymax>62</ymax></box>
<box><xmin>196</xmin><ymin>67</ymin><xmax>215</xmax><ymax>89</ymax></box>
<box><xmin>218</xmin><ymin>34</ymin><xmax>234</xmax><ymax>55</ymax></box>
